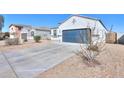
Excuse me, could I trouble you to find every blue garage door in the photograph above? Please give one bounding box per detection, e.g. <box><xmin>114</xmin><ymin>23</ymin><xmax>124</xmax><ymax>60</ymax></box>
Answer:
<box><xmin>62</xmin><ymin>29</ymin><xmax>90</xmax><ymax>43</ymax></box>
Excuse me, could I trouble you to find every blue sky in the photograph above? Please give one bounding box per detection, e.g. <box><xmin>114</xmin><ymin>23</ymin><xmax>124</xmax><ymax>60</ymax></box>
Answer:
<box><xmin>2</xmin><ymin>14</ymin><xmax>124</xmax><ymax>33</ymax></box>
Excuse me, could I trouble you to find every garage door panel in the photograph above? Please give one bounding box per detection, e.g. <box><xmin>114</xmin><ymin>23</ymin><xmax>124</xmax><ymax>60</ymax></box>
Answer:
<box><xmin>63</xmin><ymin>36</ymin><xmax>79</xmax><ymax>43</ymax></box>
<box><xmin>62</xmin><ymin>29</ymin><xmax>90</xmax><ymax>43</ymax></box>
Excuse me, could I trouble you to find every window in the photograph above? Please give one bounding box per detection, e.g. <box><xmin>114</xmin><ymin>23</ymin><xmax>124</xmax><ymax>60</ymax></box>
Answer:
<box><xmin>11</xmin><ymin>27</ymin><xmax>13</xmax><ymax>30</ymax></box>
<box><xmin>92</xmin><ymin>34</ymin><xmax>99</xmax><ymax>37</ymax></box>
<box><xmin>53</xmin><ymin>30</ymin><xmax>57</xmax><ymax>37</ymax></box>
<box><xmin>31</xmin><ymin>31</ymin><xmax>34</xmax><ymax>36</ymax></box>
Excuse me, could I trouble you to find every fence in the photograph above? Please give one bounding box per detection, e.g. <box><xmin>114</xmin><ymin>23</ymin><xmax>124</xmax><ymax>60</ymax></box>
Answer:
<box><xmin>106</xmin><ymin>32</ymin><xmax>117</xmax><ymax>44</ymax></box>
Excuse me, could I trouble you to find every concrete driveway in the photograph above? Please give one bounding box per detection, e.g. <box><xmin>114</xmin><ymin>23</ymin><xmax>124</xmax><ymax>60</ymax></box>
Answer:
<box><xmin>0</xmin><ymin>42</ymin><xmax>80</xmax><ymax>78</ymax></box>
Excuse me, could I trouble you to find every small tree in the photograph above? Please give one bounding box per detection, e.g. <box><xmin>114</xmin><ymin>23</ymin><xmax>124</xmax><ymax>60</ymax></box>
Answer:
<box><xmin>34</xmin><ymin>35</ymin><xmax>41</xmax><ymax>43</ymax></box>
<box><xmin>5</xmin><ymin>38</ymin><xmax>19</xmax><ymax>45</ymax></box>
<box><xmin>78</xmin><ymin>25</ymin><xmax>106</xmax><ymax>66</ymax></box>
<box><xmin>0</xmin><ymin>15</ymin><xmax>4</xmax><ymax>32</ymax></box>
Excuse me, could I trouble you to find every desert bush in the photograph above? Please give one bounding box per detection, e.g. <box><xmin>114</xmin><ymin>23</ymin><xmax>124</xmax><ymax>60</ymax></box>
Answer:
<box><xmin>78</xmin><ymin>25</ymin><xmax>106</xmax><ymax>65</ymax></box>
<box><xmin>0</xmin><ymin>32</ymin><xmax>4</xmax><ymax>40</ymax></box>
<box><xmin>4</xmin><ymin>32</ymin><xmax>10</xmax><ymax>38</ymax></box>
<box><xmin>5</xmin><ymin>38</ymin><xmax>19</xmax><ymax>45</ymax></box>
<box><xmin>33</xmin><ymin>35</ymin><xmax>41</xmax><ymax>42</ymax></box>
<box><xmin>0</xmin><ymin>32</ymin><xmax>10</xmax><ymax>40</ymax></box>
<box><xmin>79</xmin><ymin>40</ymin><xmax>105</xmax><ymax>63</ymax></box>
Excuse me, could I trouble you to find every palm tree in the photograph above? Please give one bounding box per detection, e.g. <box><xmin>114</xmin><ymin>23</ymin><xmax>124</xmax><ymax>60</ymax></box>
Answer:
<box><xmin>0</xmin><ymin>15</ymin><xmax>4</xmax><ymax>32</ymax></box>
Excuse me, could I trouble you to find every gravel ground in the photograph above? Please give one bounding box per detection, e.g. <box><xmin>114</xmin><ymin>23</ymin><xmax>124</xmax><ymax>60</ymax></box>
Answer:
<box><xmin>0</xmin><ymin>40</ymin><xmax>51</xmax><ymax>52</ymax></box>
<box><xmin>38</xmin><ymin>44</ymin><xmax>124</xmax><ymax>78</ymax></box>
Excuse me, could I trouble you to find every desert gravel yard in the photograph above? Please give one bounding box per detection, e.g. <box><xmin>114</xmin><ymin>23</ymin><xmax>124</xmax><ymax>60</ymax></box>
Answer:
<box><xmin>38</xmin><ymin>44</ymin><xmax>124</xmax><ymax>78</ymax></box>
<box><xmin>0</xmin><ymin>40</ymin><xmax>50</xmax><ymax>51</ymax></box>
<box><xmin>0</xmin><ymin>41</ymin><xmax>80</xmax><ymax>78</ymax></box>
<box><xmin>1</xmin><ymin>40</ymin><xmax>124</xmax><ymax>78</ymax></box>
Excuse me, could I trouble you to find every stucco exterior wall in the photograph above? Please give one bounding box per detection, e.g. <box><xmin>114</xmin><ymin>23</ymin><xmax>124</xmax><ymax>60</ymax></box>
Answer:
<box><xmin>35</xmin><ymin>30</ymin><xmax>51</xmax><ymax>39</ymax></box>
<box><xmin>51</xmin><ymin>28</ymin><xmax>61</xmax><ymax>41</ymax></box>
<box><xmin>9</xmin><ymin>25</ymin><xmax>21</xmax><ymax>39</ymax></box>
<box><xmin>58</xmin><ymin>16</ymin><xmax>107</xmax><ymax>42</ymax></box>
<box><xmin>9</xmin><ymin>25</ymin><xmax>51</xmax><ymax>40</ymax></box>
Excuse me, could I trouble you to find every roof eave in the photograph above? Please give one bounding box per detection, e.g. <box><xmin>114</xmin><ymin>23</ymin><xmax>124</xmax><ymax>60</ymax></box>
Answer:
<box><xmin>98</xmin><ymin>19</ymin><xmax>108</xmax><ymax>32</ymax></box>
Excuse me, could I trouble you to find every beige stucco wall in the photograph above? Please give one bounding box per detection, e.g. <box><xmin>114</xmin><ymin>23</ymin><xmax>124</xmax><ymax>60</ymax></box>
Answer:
<box><xmin>9</xmin><ymin>25</ymin><xmax>21</xmax><ymax>39</ymax></box>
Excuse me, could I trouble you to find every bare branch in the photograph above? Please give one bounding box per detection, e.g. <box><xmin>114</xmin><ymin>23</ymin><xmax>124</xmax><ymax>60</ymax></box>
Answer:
<box><xmin>78</xmin><ymin>23</ymin><xmax>106</xmax><ymax>65</ymax></box>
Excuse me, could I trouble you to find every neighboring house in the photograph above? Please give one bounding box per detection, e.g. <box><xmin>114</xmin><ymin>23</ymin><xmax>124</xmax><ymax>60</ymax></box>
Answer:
<box><xmin>51</xmin><ymin>27</ymin><xmax>60</xmax><ymax>41</ymax></box>
<box><xmin>51</xmin><ymin>15</ymin><xmax>108</xmax><ymax>43</ymax></box>
<box><xmin>9</xmin><ymin>24</ymin><xmax>51</xmax><ymax>41</ymax></box>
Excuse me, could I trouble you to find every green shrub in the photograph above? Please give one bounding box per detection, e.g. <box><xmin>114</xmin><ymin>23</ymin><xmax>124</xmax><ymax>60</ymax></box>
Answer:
<box><xmin>33</xmin><ymin>35</ymin><xmax>41</xmax><ymax>42</ymax></box>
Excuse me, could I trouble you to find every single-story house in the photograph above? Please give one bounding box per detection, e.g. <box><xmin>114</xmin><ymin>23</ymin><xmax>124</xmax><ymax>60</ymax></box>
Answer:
<box><xmin>9</xmin><ymin>24</ymin><xmax>51</xmax><ymax>41</ymax></box>
<box><xmin>51</xmin><ymin>15</ymin><xmax>108</xmax><ymax>43</ymax></box>
<box><xmin>9</xmin><ymin>15</ymin><xmax>108</xmax><ymax>44</ymax></box>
